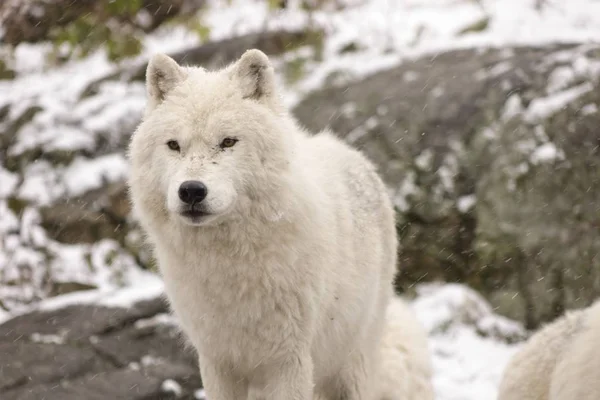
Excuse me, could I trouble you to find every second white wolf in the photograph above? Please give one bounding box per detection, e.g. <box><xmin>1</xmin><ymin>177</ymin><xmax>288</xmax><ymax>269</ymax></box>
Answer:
<box><xmin>498</xmin><ymin>300</ymin><xmax>600</xmax><ymax>400</ymax></box>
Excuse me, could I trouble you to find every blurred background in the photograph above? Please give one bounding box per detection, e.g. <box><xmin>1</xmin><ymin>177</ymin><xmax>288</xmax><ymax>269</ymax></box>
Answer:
<box><xmin>1</xmin><ymin>0</ymin><xmax>599</xmax><ymax>399</ymax></box>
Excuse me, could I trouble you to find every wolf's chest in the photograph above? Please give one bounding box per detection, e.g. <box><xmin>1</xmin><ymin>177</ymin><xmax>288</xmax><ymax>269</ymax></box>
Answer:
<box><xmin>162</xmin><ymin>258</ymin><xmax>301</xmax><ymax>354</ymax></box>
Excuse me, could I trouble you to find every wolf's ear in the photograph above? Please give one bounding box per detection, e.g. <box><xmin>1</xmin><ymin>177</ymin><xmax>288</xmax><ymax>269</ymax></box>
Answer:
<box><xmin>146</xmin><ymin>54</ymin><xmax>185</xmax><ymax>105</ymax></box>
<box><xmin>232</xmin><ymin>49</ymin><xmax>276</xmax><ymax>101</ymax></box>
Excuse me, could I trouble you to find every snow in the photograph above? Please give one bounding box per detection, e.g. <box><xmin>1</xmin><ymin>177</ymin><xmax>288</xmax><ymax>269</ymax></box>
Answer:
<box><xmin>0</xmin><ymin>309</ymin><xmax>9</xmax><ymax>325</ymax></box>
<box><xmin>0</xmin><ymin>167</ymin><xmax>19</xmax><ymax>198</ymax></box>
<box><xmin>135</xmin><ymin>313</ymin><xmax>178</xmax><ymax>329</ymax></box>
<box><xmin>438</xmin><ymin>155</ymin><xmax>459</xmax><ymax>193</ymax></box>
<box><xmin>30</xmin><ymin>332</ymin><xmax>65</xmax><ymax>345</ymax></box>
<box><xmin>415</xmin><ymin>149</ymin><xmax>434</xmax><ymax>171</ymax></box>
<box><xmin>547</xmin><ymin>66</ymin><xmax>576</xmax><ymax>93</ymax></box>
<box><xmin>161</xmin><ymin>379</ymin><xmax>183</xmax><ymax>397</ymax></box>
<box><xmin>274</xmin><ymin>0</ymin><xmax>600</xmax><ymax>104</ymax></box>
<box><xmin>141</xmin><ymin>355</ymin><xmax>162</xmax><ymax>367</ymax></box>
<box><xmin>476</xmin><ymin>61</ymin><xmax>512</xmax><ymax>81</ymax></box>
<box><xmin>501</xmin><ymin>94</ymin><xmax>524</xmax><ymax>122</ymax></box>
<box><xmin>525</xmin><ymin>82</ymin><xmax>594</xmax><ymax>122</ymax></box>
<box><xmin>346</xmin><ymin>119</ymin><xmax>377</xmax><ymax>144</ymax></box>
<box><xmin>32</xmin><ymin>272</ymin><xmax>163</xmax><ymax>314</ymax></box>
<box><xmin>62</xmin><ymin>154</ymin><xmax>129</xmax><ymax>198</ymax></box>
<box><xmin>394</xmin><ymin>171</ymin><xmax>420</xmax><ymax>212</ymax></box>
<box><xmin>17</xmin><ymin>161</ymin><xmax>63</xmax><ymax>205</ymax></box>
<box><xmin>457</xmin><ymin>195</ymin><xmax>477</xmax><ymax>213</ymax></box>
<box><xmin>581</xmin><ymin>103</ymin><xmax>598</xmax><ymax>115</ymax></box>
<box><xmin>530</xmin><ymin>142</ymin><xmax>564</xmax><ymax>165</ymax></box>
<box><xmin>413</xmin><ymin>284</ymin><xmax>525</xmax><ymax>400</ymax></box>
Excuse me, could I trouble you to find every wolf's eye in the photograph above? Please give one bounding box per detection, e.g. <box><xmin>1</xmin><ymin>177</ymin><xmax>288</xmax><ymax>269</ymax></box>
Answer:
<box><xmin>166</xmin><ymin>140</ymin><xmax>180</xmax><ymax>152</ymax></box>
<box><xmin>220</xmin><ymin>137</ymin><xmax>238</xmax><ymax>149</ymax></box>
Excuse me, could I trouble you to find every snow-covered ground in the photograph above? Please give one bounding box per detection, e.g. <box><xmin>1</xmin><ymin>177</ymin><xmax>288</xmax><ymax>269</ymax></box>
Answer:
<box><xmin>414</xmin><ymin>284</ymin><xmax>525</xmax><ymax>400</ymax></box>
<box><xmin>5</xmin><ymin>0</ymin><xmax>600</xmax><ymax>397</ymax></box>
<box><xmin>0</xmin><ymin>277</ymin><xmax>526</xmax><ymax>400</ymax></box>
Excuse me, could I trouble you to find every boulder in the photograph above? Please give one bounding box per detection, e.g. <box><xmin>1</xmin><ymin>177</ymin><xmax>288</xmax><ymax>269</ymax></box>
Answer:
<box><xmin>0</xmin><ymin>294</ymin><xmax>204</xmax><ymax>400</ymax></box>
<box><xmin>293</xmin><ymin>43</ymin><xmax>600</xmax><ymax>328</ymax></box>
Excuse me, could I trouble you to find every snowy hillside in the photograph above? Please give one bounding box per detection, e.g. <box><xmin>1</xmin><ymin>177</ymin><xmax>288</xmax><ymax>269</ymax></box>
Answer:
<box><xmin>2</xmin><ymin>0</ymin><xmax>600</xmax><ymax>398</ymax></box>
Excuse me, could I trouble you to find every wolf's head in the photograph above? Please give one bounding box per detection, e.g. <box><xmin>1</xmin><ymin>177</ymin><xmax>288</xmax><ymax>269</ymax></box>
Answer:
<box><xmin>128</xmin><ymin>50</ymin><xmax>294</xmax><ymax>228</ymax></box>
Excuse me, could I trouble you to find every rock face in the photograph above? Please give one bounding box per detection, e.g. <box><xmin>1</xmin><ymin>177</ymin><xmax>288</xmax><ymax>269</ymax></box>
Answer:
<box><xmin>0</xmin><ymin>296</ymin><xmax>204</xmax><ymax>400</ymax></box>
<box><xmin>293</xmin><ymin>43</ymin><xmax>600</xmax><ymax>328</ymax></box>
<box><xmin>2</xmin><ymin>37</ymin><xmax>600</xmax><ymax>328</ymax></box>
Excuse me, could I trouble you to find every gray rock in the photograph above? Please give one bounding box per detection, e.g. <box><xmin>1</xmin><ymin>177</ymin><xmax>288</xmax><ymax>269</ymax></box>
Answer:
<box><xmin>0</xmin><ymin>295</ymin><xmax>203</xmax><ymax>399</ymax></box>
<box><xmin>293</xmin><ymin>43</ymin><xmax>600</xmax><ymax>328</ymax></box>
<box><xmin>0</xmin><ymin>297</ymin><xmax>166</xmax><ymax>342</ymax></box>
<box><xmin>0</xmin><ymin>342</ymin><xmax>112</xmax><ymax>392</ymax></box>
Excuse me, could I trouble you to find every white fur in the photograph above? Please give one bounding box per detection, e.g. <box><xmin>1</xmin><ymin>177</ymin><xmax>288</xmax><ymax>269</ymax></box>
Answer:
<box><xmin>377</xmin><ymin>297</ymin><xmax>434</xmax><ymax>400</ymax></box>
<box><xmin>314</xmin><ymin>297</ymin><xmax>435</xmax><ymax>400</ymax></box>
<box><xmin>128</xmin><ymin>49</ymin><xmax>432</xmax><ymax>399</ymax></box>
<box><xmin>497</xmin><ymin>301</ymin><xmax>600</xmax><ymax>400</ymax></box>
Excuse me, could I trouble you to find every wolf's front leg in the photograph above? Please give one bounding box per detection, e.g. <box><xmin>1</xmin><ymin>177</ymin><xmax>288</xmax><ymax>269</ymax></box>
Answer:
<box><xmin>247</xmin><ymin>352</ymin><xmax>314</xmax><ymax>400</ymax></box>
<box><xmin>199</xmin><ymin>357</ymin><xmax>248</xmax><ymax>400</ymax></box>
<box><xmin>322</xmin><ymin>347</ymin><xmax>376</xmax><ymax>400</ymax></box>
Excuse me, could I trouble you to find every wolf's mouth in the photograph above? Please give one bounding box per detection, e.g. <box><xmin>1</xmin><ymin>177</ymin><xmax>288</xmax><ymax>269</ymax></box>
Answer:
<box><xmin>180</xmin><ymin>209</ymin><xmax>211</xmax><ymax>219</ymax></box>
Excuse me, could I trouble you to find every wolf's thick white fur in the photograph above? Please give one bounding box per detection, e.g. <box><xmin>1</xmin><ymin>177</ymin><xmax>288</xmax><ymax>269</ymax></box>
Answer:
<box><xmin>128</xmin><ymin>49</ymin><xmax>432</xmax><ymax>399</ymax></box>
<box><xmin>497</xmin><ymin>301</ymin><xmax>600</xmax><ymax>400</ymax></box>
<box><xmin>377</xmin><ymin>297</ymin><xmax>434</xmax><ymax>400</ymax></box>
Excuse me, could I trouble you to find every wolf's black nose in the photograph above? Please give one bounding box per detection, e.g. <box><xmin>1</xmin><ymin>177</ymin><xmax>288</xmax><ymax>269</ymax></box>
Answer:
<box><xmin>178</xmin><ymin>181</ymin><xmax>208</xmax><ymax>204</ymax></box>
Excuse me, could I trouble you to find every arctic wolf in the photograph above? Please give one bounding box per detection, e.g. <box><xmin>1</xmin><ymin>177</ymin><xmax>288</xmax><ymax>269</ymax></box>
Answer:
<box><xmin>128</xmin><ymin>49</ymin><xmax>433</xmax><ymax>399</ymax></box>
<box><xmin>498</xmin><ymin>300</ymin><xmax>600</xmax><ymax>400</ymax></box>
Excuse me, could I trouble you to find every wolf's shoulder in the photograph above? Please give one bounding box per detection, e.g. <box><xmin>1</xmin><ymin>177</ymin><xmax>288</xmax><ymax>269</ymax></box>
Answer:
<box><xmin>301</xmin><ymin>129</ymin><xmax>377</xmax><ymax>171</ymax></box>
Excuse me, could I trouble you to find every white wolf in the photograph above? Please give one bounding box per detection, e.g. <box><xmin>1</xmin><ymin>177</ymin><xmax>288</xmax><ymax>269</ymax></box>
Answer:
<box><xmin>128</xmin><ymin>49</ymin><xmax>433</xmax><ymax>400</ymax></box>
<box><xmin>497</xmin><ymin>300</ymin><xmax>600</xmax><ymax>400</ymax></box>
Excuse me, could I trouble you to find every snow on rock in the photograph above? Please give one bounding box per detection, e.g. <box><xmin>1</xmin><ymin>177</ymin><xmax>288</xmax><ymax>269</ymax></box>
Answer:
<box><xmin>17</xmin><ymin>161</ymin><xmax>63</xmax><ymax>205</ymax></box>
<box><xmin>278</xmin><ymin>0</ymin><xmax>600</xmax><ymax>104</ymax></box>
<box><xmin>546</xmin><ymin>66</ymin><xmax>576</xmax><ymax>93</ymax></box>
<box><xmin>0</xmin><ymin>167</ymin><xmax>19</xmax><ymax>198</ymax></box>
<box><xmin>457</xmin><ymin>195</ymin><xmax>477</xmax><ymax>213</ymax></box>
<box><xmin>393</xmin><ymin>171</ymin><xmax>420</xmax><ymax>212</ymax></box>
<box><xmin>415</xmin><ymin>149</ymin><xmax>435</xmax><ymax>171</ymax></box>
<box><xmin>581</xmin><ymin>103</ymin><xmax>599</xmax><ymax>115</ymax></box>
<box><xmin>530</xmin><ymin>142</ymin><xmax>564</xmax><ymax>165</ymax></box>
<box><xmin>412</xmin><ymin>283</ymin><xmax>526</xmax><ymax>400</ymax></box>
<box><xmin>135</xmin><ymin>313</ymin><xmax>178</xmax><ymax>329</ymax></box>
<box><xmin>30</xmin><ymin>332</ymin><xmax>65</xmax><ymax>345</ymax></box>
<box><xmin>62</xmin><ymin>154</ymin><xmax>129</xmax><ymax>198</ymax></box>
<box><xmin>414</xmin><ymin>283</ymin><xmax>526</xmax><ymax>342</ymax></box>
<box><xmin>11</xmin><ymin>123</ymin><xmax>92</xmax><ymax>157</ymax></box>
<box><xmin>36</xmin><ymin>271</ymin><xmax>164</xmax><ymax>313</ymax></box>
<box><xmin>0</xmin><ymin>201</ymin><xmax>18</xmax><ymax>233</ymax></box>
<box><xmin>161</xmin><ymin>379</ymin><xmax>183</xmax><ymax>397</ymax></box>
<box><xmin>501</xmin><ymin>94</ymin><xmax>524</xmax><ymax>122</ymax></box>
<box><xmin>0</xmin><ymin>308</ymin><xmax>9</xmax><ymax>325</ymax></box>
<box><xmin>524</xmin><ymin>82</ymin><xmax>594</xmax><ymax>123</ymax></box>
